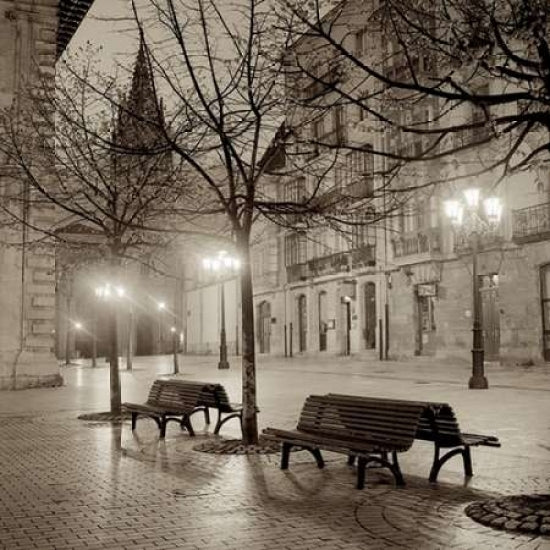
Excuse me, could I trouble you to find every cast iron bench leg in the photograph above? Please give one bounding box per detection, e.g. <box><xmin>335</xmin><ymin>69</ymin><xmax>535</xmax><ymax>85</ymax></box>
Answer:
<box><xmin>204</xmin><ymin>407</ymin><xmax>210</xmax><ymax>425</ymax></box>
<box><xmin>462</xmin><ymin>446</ymin><xmax>473</xmax><ymax>477</ymax></box>
<box><xmin>356</xmin><ymin>457</ymin><xmax>367</xmax><ymax>490</ymax></box>
<box><xmin>309</xmin><ymin>448</ymin><xmax>324</xmax><ymax>468</ymax></box>
<box><xmin>390</xmin><ymin>452</ymin><xmax>405</xmax><ymax>486</ymax></box>
<box><xmin>160</xmin><ymin>415</ymin><xmax>167</xmax><ymax>439</ymax></box>
<box><xmin>181</xmin><ymin>416</ymin><xmax>195</xmax><ymax>437</ymax></box>
<box><xmin>131</xmin><ymin>412</ymin><xmax>137</xmax><ymax>431</ymax></box>
<box><xmin>281</xmin><ymin>442</ymin><xmax>292</xmax><ymax>470</ymax></box>
<box><xmin>429</xmin><ymin>445</ymin><xmax>464</xmax><ymax>482</ymax></box>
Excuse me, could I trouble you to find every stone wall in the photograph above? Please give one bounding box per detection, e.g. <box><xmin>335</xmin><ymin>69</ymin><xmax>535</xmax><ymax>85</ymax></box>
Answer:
<box><xmin>0</xmin><ymin>0</ymin><xmax>61</xmax><ymax>388</ymax></box>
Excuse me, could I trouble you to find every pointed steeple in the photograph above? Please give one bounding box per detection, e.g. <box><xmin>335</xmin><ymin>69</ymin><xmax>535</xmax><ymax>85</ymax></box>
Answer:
<box><xmin>113</xmin><ymin>33</ymin><xmax>165</xmax><ymax>149</ymax></box>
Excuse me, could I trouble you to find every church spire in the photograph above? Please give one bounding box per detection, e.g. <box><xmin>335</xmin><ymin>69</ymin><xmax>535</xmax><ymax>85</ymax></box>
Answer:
<box><xmin>114</xmin><ymin>33</ymin><xmax>165</xmax><ymax>148</ymax></box>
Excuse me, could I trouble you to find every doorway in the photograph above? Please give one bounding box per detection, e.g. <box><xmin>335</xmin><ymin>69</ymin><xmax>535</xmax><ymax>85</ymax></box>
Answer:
<box><xmin>363</xmin><ymin>282</ymin><xmax>376</xmax><ymax>349</ymax></box>
<box><xmin>541</xmin><ymin>265</ymin><xmax>550</xmax><ymax>361</ymax></box>
<box><xmin>297</xmin><ymin>294</ymin><xmax>307</xmax><ymax>352</ymax></box>
<box><xmin>318</xmin><ymin>291</ymin><xmax>327</xmax><ymax>351</ymax></box>
<box><xmin>480</xmin><ymin>274</ymin><xmax>500</xmax><ymax>360</ymax></box>
<box><xmin>415</xmin><ymin>284</ymin><xmax>437</xmax><ymax>356</ymax></box>
<box><xmin>258</xmin><ymin>301</ymin><xmax>271</xmax><ymax>354</ymax></box>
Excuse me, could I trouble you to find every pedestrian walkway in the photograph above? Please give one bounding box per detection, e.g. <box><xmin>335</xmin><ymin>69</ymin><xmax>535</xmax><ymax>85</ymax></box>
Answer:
<box><xmin>0</xmin><ymin>354</ymin><xmax>549</xmax><ymax>549</ymax></box>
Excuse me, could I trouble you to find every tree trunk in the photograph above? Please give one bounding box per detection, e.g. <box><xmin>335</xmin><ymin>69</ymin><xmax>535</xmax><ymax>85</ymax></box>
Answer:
<box><xmin>108</xmin><ymin>254</ymin><xmax>121</xmax><ymax>415</ymax></box>
<box><xmin>237</xmin><ymin>232</ymin><xmax>258</xmax><ymax>445</ymax></box>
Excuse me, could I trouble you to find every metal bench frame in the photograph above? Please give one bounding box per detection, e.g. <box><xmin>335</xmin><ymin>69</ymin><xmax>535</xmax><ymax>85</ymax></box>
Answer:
<box><xmin>262</xmin><ymin>394</ymin><xmax>425</xmax><ymax>489</ymax></box>
<box><xmin>328</xmin><ymin>394</ymin><xmax>501</xmax><ymax>482</ymax></box>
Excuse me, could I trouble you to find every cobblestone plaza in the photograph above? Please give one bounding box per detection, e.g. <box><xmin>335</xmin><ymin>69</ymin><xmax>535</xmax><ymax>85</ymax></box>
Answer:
<box><xmin>1</xmin><ymin>355</ymin><xmax>549</xmax><ymax>549</ymax></box>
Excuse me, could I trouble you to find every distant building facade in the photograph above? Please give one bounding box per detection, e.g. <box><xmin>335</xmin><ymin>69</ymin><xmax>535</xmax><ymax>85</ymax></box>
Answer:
<box><xmin>182</xmin><ymin>0</ymin><xmax>550</xmax><ymax>367</ymax></box>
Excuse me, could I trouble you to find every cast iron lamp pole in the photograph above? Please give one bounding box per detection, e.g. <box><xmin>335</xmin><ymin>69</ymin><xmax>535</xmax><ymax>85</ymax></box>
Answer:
<box><xmin>202</xmin><ymin>251</ymin><xmax>240</xmax><ymax>370</ymax></box>
<box><xmin>445</xmin><ymin>189</ymin><xmax>502</xmax><ymax>390</ymax></box>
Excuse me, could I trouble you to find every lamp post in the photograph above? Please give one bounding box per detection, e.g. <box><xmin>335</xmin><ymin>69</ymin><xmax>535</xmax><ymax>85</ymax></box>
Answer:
<box><xmin>157</xmin><ymin>301</ymin><xmax>165</xmax><ymax>354</ymax></box>
<box><xmin>202</xmin><ymin>251</ymin><xmax>240</xmax><ymax>369</ymax></box>
<box><xmin>91</xmin><ymin>300</ymin><xmax>98</xmax><ymax>368</ymax></box>
<box><xmin>170</xmin><ymin>326</ymin><xmax>179</xmax><ymax>374</ymax></box>
<box><xmin>445</xmin><ymin>188</ymin><xmax>502</xmax><ymax>390</ymax></box>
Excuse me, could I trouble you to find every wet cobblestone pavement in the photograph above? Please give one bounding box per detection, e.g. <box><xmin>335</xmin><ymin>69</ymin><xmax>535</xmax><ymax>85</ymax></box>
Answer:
<box><xmin>1</xmin><ymin>354</ymin><xmax>550</xmax><ymax>549</ymax></box>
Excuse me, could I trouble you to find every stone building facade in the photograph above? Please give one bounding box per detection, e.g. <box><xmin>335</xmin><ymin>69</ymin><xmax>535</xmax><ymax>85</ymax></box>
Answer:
<box><xmin>0</xmin><ymin>0</ymin><xmax>93</xmax><ymax>388</ymax></box>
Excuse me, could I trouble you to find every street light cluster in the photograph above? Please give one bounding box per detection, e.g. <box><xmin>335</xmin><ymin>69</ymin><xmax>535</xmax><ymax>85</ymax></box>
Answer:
<box><xmin>444</xmin><ymin>188</ymin><xmax>502</xmax><ymax>229</ymax></box>
<box><xmin>202</xmin><ymin>251</ymin><xmax>241</xmax><ymax>272</ymax></box>
<box><xmin>444</xmin><ymin>187</ymin><xmax>502</xmax><ymax>390</ymax></box>
<box><xmin>95</xmin><ymin>283</ymin><xmax>125</xmax><ymax>299</ymax></box>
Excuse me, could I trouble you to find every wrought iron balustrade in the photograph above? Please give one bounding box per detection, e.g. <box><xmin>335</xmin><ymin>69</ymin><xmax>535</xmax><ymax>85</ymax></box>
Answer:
<box><xmin>308</xmin><ymin>251</ymin><xmax>349</xmax><ymax>277</ymax></box>
<box><xmin>393</xmin><ymin>230</ymin><xmax>441</xmax><ymax>258</ymax></box>
<box><xmin>512</xmin><ymin>202</ymin><xmax>550</xmax><ymax>243</ymax></box>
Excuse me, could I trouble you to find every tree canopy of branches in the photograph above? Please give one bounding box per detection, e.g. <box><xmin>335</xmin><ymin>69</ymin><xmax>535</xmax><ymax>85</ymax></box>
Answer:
<box><xmin>278</xmin><ymin>0</ymin><xmax>550</xmax><ymax>196</ymax></box>
<box><xmin>80</xmin><ymin>0</ymin><xmax>389</xmax><ymax>443</ymax></box>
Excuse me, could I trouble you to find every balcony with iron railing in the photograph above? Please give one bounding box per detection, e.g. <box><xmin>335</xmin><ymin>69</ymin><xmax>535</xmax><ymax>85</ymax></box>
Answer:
<box><xmin>512</xmin><ymin>202</ymin><xmax>550</xmax><ymax>243</ymax></box>
<box><xmin>286</xmin><ymin>245</ymin><xmax>376</xmax><ymax>282</ymax></box>
<box><xmin>307</xmin><ymin>245</ymin><xmax>376</xmax><ymax>278</ymax></box>
<box><xmin>393</xmin><ymin>229</ymin><xmax>441</xmax><ymax>258</ymax></box>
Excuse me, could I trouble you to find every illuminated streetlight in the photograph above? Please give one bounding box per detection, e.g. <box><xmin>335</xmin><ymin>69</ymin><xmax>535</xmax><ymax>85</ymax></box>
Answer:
<box><xmin>202</xmin><ymin>251</ymin><xmax>241</xmax><ymax>369</ymax></box>
<box><xmin>445</xmin><ymin>188</ymin><xmax>502</xmax><ymax>389</ymax></box>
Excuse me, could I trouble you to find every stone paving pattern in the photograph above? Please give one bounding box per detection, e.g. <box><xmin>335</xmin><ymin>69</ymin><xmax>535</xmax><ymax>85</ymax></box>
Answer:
<box><xmin>1</xmin><ymin>354</ymin><xmax>550</xmax><ymax>549</ymax></box>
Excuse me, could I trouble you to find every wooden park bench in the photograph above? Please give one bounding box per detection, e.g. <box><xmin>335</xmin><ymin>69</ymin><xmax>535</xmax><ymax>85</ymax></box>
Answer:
<box><xmin>159</xmin><ymin>379</ymin><xmax>246</xmax><ymax>436</ymax></box>
<box><xmin>261</xmin><ymin>394</ymin><xmax>425</xmax><ymax>489</ymax></box>
<box><xmin>328</xmin><ymin>394</ymin><xmax>501</xmax><ymax>482</ymax></box>
<box><xmin>123</xmin><ymin>380</ymin><xmax>215</xmax><ymax>438</ymax></box>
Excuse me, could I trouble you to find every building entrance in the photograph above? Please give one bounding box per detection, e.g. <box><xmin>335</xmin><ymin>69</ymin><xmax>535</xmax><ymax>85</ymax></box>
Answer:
<box><xmin>363</xmin><ymin>282</ymin><xmax>376</xmax><ymax>349</ymax></box>
<box><xmin>480</xmin><ymin>274</ymin><xmax>500</xmax><ymax>360</ymax></box>
<box><xmin>297</xmin><ymin>295</ymin><xmax>307</xmax><ymax>352</ymax></box>
<box><xmin>415</xmin><ymin>284</ymin><xmax>436</xmax><ymax>355</ymax></box>
<box><xmin>541</xmin><ymin>265</ymin><xmax>550</xmax><ymax>361</ymax></box>
<box><xmin>258</xmin><ymin>301</ymin><xmax>271</xmax><ymax>354</ymax></box>
<box><xmin>318</xmin><ymin>291</ymin><xmax>327</xmax><ymax>351</ymax></box>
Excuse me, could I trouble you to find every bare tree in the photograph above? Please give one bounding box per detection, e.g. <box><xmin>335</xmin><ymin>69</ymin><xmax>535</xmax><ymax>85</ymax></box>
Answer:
<box><xmin>0</xmin><ymin>51</ymin><xmax>181</xmax><ymax>414</ymax></box>
<box><xmin>105</xmin><ymin>0</ymin><xmax>381</xmax><ymax>444</ymax></box>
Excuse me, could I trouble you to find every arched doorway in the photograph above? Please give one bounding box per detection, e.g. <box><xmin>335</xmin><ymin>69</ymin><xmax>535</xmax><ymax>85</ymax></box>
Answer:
<box><xmin>297</xmin><ymin>294</ymin><xmax>307</xmax><ymax>352</ymax></box>
<box><xmin>318</xmin><ymin>291</ymin><xmax>327</xmax><ymax>351</ymax></box>
<box><xmin>363</xmin><ymin>282</ymin><xmax>376</xmax><ymax>349</ymax></box>
<box><xmin>258</xmin><ymin>301</ymin><xmax>271</xmax><ymax>354</ymax></box>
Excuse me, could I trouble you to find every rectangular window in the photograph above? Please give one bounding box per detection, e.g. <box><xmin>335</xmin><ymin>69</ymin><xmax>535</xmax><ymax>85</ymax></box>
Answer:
<box><xmin>351</xmin><ymin>212</ymin><xmax>376</xmax><ymax>249</ymax></box>
<box><xmin>355</xmin><ymin>27</ymin><xmax>368</xmax><ymax>58</ymax></box>
<box><xmin>285</xmin><ymin>232</ymin><xmax>307</xmax><ymax>266</ymax></box>
<box><xmin>340</xmin><ymin>148</ymin><xmax>374</xmax><ymax>197</ymax></box>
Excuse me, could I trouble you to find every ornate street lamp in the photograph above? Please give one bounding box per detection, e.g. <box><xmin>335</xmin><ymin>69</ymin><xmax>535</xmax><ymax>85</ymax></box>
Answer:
<box><xmin>202</xmin><ymin>251</ymin><xmax>241</xmax><ymax>369</ymax></box>
<box><xmin>445</xmin><ymin>188</ymin><xmax>502</xmax><ymax>389</ymax></box>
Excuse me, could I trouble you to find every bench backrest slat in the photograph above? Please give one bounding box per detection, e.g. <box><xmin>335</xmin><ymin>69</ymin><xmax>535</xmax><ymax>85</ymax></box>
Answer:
<box><xmin>149</xmin><ymin>379</ymin><xmax>235</xmax><ymax>413</ymax></box>
<box><xmin>327</xmin><ymin>393</ymin><xmax>464</xmax><ymax>446</ymax></box>
<box><xmin>146</xmin><ymin>381</ymin><xmax>164</xmax><ymax>405</ymax></box>
<box><xmin>416</xmin><ymin>405</ymin><xmax>462</xmax><ymax>444</ymax></box>
<box><xmin>297</xmin><ymin>395</ymin><xmax>424</xmax><ymax>450</ymax></box>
